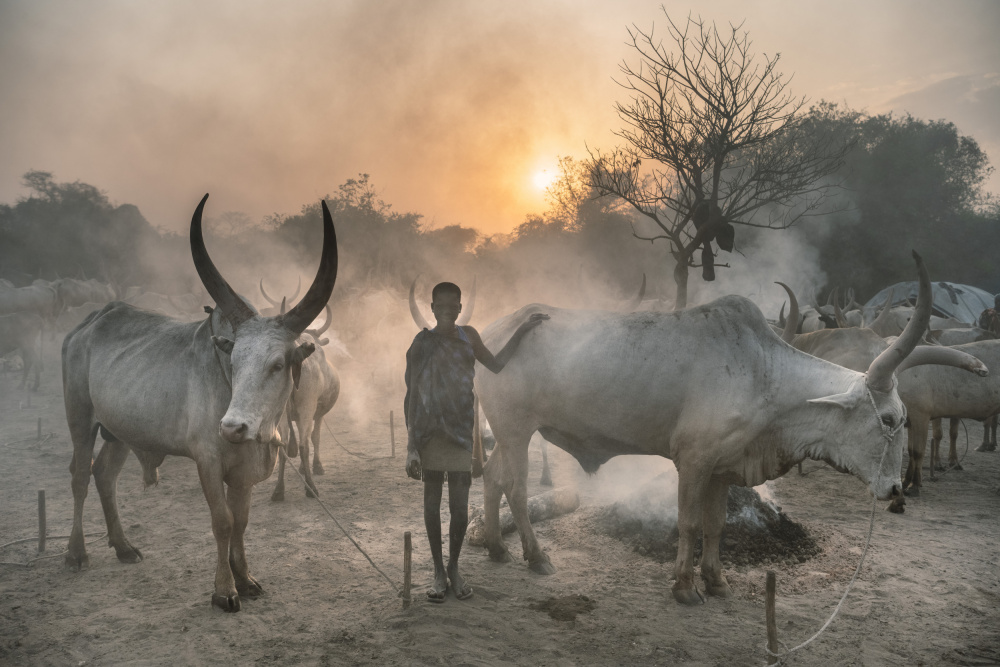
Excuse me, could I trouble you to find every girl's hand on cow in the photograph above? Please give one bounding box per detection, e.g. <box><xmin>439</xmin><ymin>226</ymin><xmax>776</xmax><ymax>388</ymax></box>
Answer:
<box><xmin>518</xmin><ymin>313</ymin><xmax>549</xmax><ymax>335</ymax></box>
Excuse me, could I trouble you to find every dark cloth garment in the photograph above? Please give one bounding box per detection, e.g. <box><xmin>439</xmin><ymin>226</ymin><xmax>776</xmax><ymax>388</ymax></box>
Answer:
<box><xmin>979</xmin><ymin>308</ymin><xmax>999</xmax><ymax>334</ymax></box>
<box><xmin>404</xmin><ymin>326</ymin><xmax>476</xmax><ymax>455</ymax></box>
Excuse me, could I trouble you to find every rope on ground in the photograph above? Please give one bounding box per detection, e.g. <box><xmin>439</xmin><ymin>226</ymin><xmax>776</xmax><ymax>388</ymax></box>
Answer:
<box><xmin>0</xmin><ymin>532</ymin><xmax>107</xmax><ymax>567</ymax></box>
<box><xmin>1</xmin><ymin>433</ymin><xmax>53</xmax><ymax>448</ymax></box>
<box><xmin>764</xmin><ymin>384</ymin><xmax>902</xmax><ymax>664</ymax></box>
<box><xmin>278</xmin><ymin>447</ymin><xmax>400</xmax><ymax>595</ymax></box>
<box><xmin>321</xmin><ymin>418</ymin><xmax>392</xmax><ymax>460</ymax></box>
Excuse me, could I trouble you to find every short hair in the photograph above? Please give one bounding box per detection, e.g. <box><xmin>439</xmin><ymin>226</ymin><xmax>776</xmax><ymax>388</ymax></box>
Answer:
<box><xmin>432</xmin><ymin>282</ymin><xmax>461</xmax><ymax>302</ymax></box>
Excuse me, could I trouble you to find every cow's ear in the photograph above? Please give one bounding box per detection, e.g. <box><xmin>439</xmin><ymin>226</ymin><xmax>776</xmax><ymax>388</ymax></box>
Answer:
<box><xmin>212</xmin><ymin>336</ymin><xmax>234</xmax><ymax>355</ymax></box>
<box><xmin>808</xmin><ymin>387</ymin><xmax>863</xmax><ymax>410</ymax></box>
<box><xmin>290</xmin><ymin>341</ymin><xmax>315</xmax><ymax>389</ymax></box>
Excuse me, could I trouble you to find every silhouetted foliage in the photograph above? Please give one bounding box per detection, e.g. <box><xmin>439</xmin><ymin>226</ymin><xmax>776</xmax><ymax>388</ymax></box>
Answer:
<box><xmin>807</xmin><ymin>103</ymin><xmax>1000</xmax><ymax>299</ymax></box>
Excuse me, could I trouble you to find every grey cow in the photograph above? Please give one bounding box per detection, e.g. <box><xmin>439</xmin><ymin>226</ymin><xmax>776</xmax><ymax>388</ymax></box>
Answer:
<box><xmin>61</xmin><ymin>195</ymin><xmax>338</xmax><ymax>612</ymax></box>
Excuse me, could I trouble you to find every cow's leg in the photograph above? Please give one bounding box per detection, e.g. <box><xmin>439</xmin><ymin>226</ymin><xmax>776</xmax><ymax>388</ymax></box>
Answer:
<box><xmin>700</xmin><ymin>477</ymin><xmax>732</xmax><ymax>599</ymax></box>
<box><xmin>904</xmin><ymin>413</ymin><xmax>929</xmax><ymax>495</ymax></box>
<box><xmin>311</xmin><ymin>416</ymin><xmax>324</xmax><ymax>475</ymax></box>
<box><xmin>65</xmin><ymin>418</ymin><xmax>99</xmax><ymax>571</ymax></box>
<box><xmin>976</xmin><ymin>415</ymin><xmax>997</xmax><ymax>452</ymax></box>
<box><xmin>673</xmin><ymin>467</ymin><xmax>707</xmax><ymax>605</ymax></box>
<box><xmin>948</xmin><ymin>418</ymin><xmax>962</xmax><ymax>470</ymax></box>
<box><xmin>930</xmin><ymin>418</ymin><xmax>943</xmax><ymax>476</ymax></box>
<box><xmin>226</xmin><ymin>483</ymin><xmax>262</xmax><ymax>599</ymax></box>
<box><xmin>298</xmin><ymin>416</ymin><xmax>319</xmax><ymax>498</ymax></box>
<box><xmin>270</xmin><ymin>447</ymin><xmax>287</xmax><ymax>502</ymax></box>
<box><xmin>196</xmin><ymin>460</ymin><xmax>240</xmax><ymax>612</ymax></box>
<box><xmin>482</xmin><ymin>440</ymin><xmax>513</xmax><ymax>563</ymax></box>
<box><xmin>506</xmin><ymin>436</ymin><xmax>553</xmax><ymax>574</ymax></box>
<box><xmin>92</xmin><ymin>439</ymin><xmax>142</xmax><ymax>563</ymax></box>
<box><xmin>538</xmin><ymin>440</ymin><xmax>552</xmax><ymax>487</ymax></box>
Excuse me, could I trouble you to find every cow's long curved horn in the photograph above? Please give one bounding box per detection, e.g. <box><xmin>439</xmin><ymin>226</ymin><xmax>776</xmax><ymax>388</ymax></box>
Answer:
<box><xmin>287</xmin><ymin>275</ymin><xmax>302</xmax><ymax>305</ymax></box>
<box><xmin>896</xmin><ymin>346</ymin><xmax>988</xmax><ymax>377</ymax></box>
<box><xmin>259</xmin><ymin>278</ymin><xmax>280</xmax><ymax>307</ymax></box>
<box><xmin>280</xmin><ymin>200</ymin><xmax>339</xmax><ymax>335</ymax></box>
<box><xmin>867</xmin><ymin>253</ymin><xmax>932</xmax><ymax>392</ymax></box>
<box><xmin>775</xmin><ymin>282</ymin><xmax>799</xmax><ymax>343</ymax></box>
<box><xmin>305</xmin><ymin>304</ymin><xmax>332</xmax><ymax>337</ymax></box>
<box><xmin>867</xmin><ymin>287</ymin><xmax>895</xmax><ymax>332</ymax></box>
<box><xmin>456</xmin><ymin>276</ymin><xmax>476</xmax><ymax>326</ymax></box>
<box><xmin>778</xmin><ymin>302</ymin><xmax>786</xmax><ymax>328</ymax></box>
<box><xmin>625</xmin><ymin>273</ymin><xmax>647</xmax><ymax>312</ymax></box>
<box><xmin>408</xmin><ymin>277</ymin><xmax>432</xmax><ymax>330</ymax></box>
<box><xmin>279</xmin><ymin>297</ymin><xmax>286</xmax><ymax>316</ymax></box>
<box><xmin>190</xmin><ymin>194</ymin><xmax>255</xmax><ymax>329</ymax></box>
<box><xmin>833</xmin><ymin>288</ymin><xmax>849</xmax><ymax>328</ymax></box>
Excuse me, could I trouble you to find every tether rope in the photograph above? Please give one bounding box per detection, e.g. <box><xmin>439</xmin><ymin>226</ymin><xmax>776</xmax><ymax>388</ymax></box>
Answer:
<box><xmin>278</xmin><ymin>446</ymin><xmax>400</xmax><ymax>594</ymax></box>
<box><xmin>764</xmin><ymin>381</ymin><xmax>904</xmax><ymax>664</ymax></box>
<box><xmin>321</xmin><ymin>417</ymin><xmax>392</xmax><ymax>460</ymax></box>
<box><xmin>1</xmin><ymin>532</ymin><xmax>108</xmax><ymax>567</ymax></box>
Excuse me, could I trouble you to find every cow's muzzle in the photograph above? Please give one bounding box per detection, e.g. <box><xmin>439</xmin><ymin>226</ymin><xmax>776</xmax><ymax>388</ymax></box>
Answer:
<box><xmin>220</xmin><ymin>418</ymin><xmax>249</xmax><ymax>443</ymax></box>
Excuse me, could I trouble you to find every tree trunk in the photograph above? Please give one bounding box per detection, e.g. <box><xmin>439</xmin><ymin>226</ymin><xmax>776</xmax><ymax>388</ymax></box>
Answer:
<box><xmin>673</xmin><ymin>261</ymin><xmax>689</xmax><ymax>311</ymax></box>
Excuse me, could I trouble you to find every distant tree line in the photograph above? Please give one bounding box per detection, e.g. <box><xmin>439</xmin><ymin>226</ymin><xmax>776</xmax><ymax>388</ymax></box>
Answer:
<box><xmin>0</xmin><ymin>103</ymin><xmax>996</xmax><ymax>309</ymax></box>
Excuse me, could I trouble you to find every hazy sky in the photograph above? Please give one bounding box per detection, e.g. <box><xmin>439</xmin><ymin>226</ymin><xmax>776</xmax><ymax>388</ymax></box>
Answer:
<box><xmin>1</xmin><ymin>0</ymin><xmax>997</xmax><ymax>234</ymax></box>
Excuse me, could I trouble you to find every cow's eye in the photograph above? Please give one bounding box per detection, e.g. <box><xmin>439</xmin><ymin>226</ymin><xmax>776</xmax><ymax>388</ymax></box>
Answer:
<box><xmin>271</xmin><ymin>361</ymin><xmax>284</xmax><ymax>373</ymax></box>
<box><xmin>881</xmin><ymin>415</ymin><xmax>894</xmax><ymax>428</ymax></box>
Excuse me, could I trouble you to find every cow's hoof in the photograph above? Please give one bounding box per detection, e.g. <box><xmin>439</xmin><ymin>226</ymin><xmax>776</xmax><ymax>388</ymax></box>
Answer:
<box><xmin>64</xmin><ymin>553</ymin><xmax>89</xmax><ymax>571</ymax></box>
<box><xmin>271</xmin><ymin>488</ymin><xmax>285</xmax><ymax>502</ymax></box>
<box><xmin>672</xmin><ymin>585</ymin><xmax>705</xmax><ymax>605</ymax></box>
<box><xmin>949</xmin><ymin>462</ymin><xmax>964</xmax><ymax>471</ymax></box>
<box><xmin>887</xmin><ymin>497</ymin><xmax>906</xmax><ymax>513</ymax></box>
<box><xmin>313</xmin><ymin>462</ymin><xmax>324</xmax><ymax>476</ymax></box>
<box><xmin>305</xmin><ymin>484</ymin><xmax>318</xmax><ymax>499</ymax></box>
<box><xmin>704</xmin><ymin>581</ymin><xmax>732</xmax><ymax>598</ymax></box>
<box><xmin>528</xmin><ymin>558</ymin><xmax>556</xmax><ymax>575</ymax></box>
<box><xmin>975</xmin><ymin>443</ymin><xmax>996</xmax><ymax>453</ymax></box>
<box><xmin>487</xmin><ymin>545</ymin><xmax>513</xmax><ymax>563</ymax></box>
<box><xmin>902</xmin><ymin>486</ymin><xmax>919</xmax><ymax>497</ymax></box>
<box><xmin>236</xmin><ymin>575</ymin><xmax>263</xmax><ymax>598</ymax></box>
<box><xmin>212</xmin><ymin>593</ymin><xmax>241</xmax><ymax>613</ymax></box>
<box><xmin>114</xmin><ymin>544</ymin><xmax>143</xmax><ymax>564</ymax></box>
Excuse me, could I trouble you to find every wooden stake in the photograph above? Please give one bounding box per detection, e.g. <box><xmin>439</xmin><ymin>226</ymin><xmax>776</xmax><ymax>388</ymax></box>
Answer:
<box><xmin>766</xmin><ymin>570</ymin><xmax>778</xmax><ymax>665</ymax></box>
<box><xmin>389</xmin><ymin>410</ymin><xmax>396</xmax><ymax>458</ymax></box>
<box><xmin>38</xmin><ymin>490</ymin><xmax>46</xmax><ymax>553</ymax></box>
<box><xmin>402</xmin><ymin>531</ymin><xmax>412</xmax><ymax>609</ymax></box>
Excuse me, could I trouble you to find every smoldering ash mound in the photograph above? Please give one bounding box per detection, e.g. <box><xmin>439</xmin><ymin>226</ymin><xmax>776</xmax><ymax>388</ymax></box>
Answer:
<box><xmin>591</xmin><ymin>473</ymin><xmax>820</xmax><ymax>567</ymax></box>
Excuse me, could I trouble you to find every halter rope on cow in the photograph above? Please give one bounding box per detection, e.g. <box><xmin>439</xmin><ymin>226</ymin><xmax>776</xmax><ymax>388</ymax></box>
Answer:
<box><xmin>763</xmin><ymin>381</ymin><xmax>904</xmax><ymax>664</ymax></box>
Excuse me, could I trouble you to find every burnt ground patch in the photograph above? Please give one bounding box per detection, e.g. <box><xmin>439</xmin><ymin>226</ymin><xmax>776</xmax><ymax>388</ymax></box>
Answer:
<box><xmin>528</xmin><ymin>594</ymin><xmax>597</xmax><ymax>622</ymax></box>
<box><xmin>592</xmin><ymin>483</ymin><xmax>820</xmax><ymax>567</ymax></box>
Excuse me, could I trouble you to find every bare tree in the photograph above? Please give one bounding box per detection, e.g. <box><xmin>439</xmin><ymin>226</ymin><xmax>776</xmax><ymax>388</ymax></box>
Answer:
<box><xmin>588</xmin><ymin>12</ymin><xmax>851</xmax><ymax>309</ymax></box>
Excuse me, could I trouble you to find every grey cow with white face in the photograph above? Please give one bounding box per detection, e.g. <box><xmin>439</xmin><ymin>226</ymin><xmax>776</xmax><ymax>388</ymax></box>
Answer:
<box><xmin>61</xmin><ymin>194</ymin><xmax>337</xmax><ymax>612</ymax></box>
<box><xmin>474</xmin><ymin>253</ymin><xmax>973</xmax><ymax>605</ymax></box>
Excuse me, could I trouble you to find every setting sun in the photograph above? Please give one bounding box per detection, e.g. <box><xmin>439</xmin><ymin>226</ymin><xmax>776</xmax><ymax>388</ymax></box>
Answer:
<box><xmin>532</xmin><ymin>168</ymin><xmax>557</xmax><ymax>191</ymax></box>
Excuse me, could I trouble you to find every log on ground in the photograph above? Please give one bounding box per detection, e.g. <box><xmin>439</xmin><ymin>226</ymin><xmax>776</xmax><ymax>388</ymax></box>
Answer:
<box><xmin>466</xmin><ymin>487</ymin><xmax>580</xmax><ymax>547</ymax></box>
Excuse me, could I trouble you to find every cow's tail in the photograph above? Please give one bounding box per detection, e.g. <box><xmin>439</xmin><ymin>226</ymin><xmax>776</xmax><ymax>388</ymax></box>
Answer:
<box><xmin>472</xmin><ymin>393</ymin><xmax>484</xmax><ymax>479</ymax></box>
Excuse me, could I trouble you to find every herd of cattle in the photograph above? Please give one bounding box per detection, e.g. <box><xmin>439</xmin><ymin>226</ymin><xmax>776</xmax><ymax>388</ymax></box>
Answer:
<box><xmin>2</xmin><ymin>196</ymin><xmax>999</xmax><ymax>611</ymax></box>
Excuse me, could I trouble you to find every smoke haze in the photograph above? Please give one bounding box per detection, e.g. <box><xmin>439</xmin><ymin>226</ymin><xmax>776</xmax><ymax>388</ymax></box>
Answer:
<box><xmin>1</xmin><ymin>0</ymin><xmax>997</xmax><ymax>234</ymax></box>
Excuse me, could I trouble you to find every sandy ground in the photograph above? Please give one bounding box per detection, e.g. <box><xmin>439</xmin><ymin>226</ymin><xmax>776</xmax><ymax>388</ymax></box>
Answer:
<box><xmin>2</xmin><ymin>344</ymin><xmax>1000</xmax><ymax>667</ymax></box>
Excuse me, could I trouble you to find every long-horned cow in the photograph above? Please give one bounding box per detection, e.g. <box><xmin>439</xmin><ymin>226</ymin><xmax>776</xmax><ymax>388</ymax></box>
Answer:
<box><xmin>0</xmin><ymin>311</ymin><xmax>43</xmax><ymax>389</ymax></box>
<box><xmin>61</xmin><ymin>195</ymin><xmax>338</xmax><ymax>612</ymax></box>
<box><xmin>271</xmin><ymin>302</ymin><xmax>341</xmax><ymax>500</ymax></box>
<box><xmin>474</xmin><ymin>253</ymin><xmax>983</xmax><ymax>605</ymax></box>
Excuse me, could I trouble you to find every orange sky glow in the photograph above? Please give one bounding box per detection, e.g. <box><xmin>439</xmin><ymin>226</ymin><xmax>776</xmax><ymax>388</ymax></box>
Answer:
<box><xmin>1</xmin><ymin>0</ymin><xmax>997</xmax><ymax>235</ymax></box>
